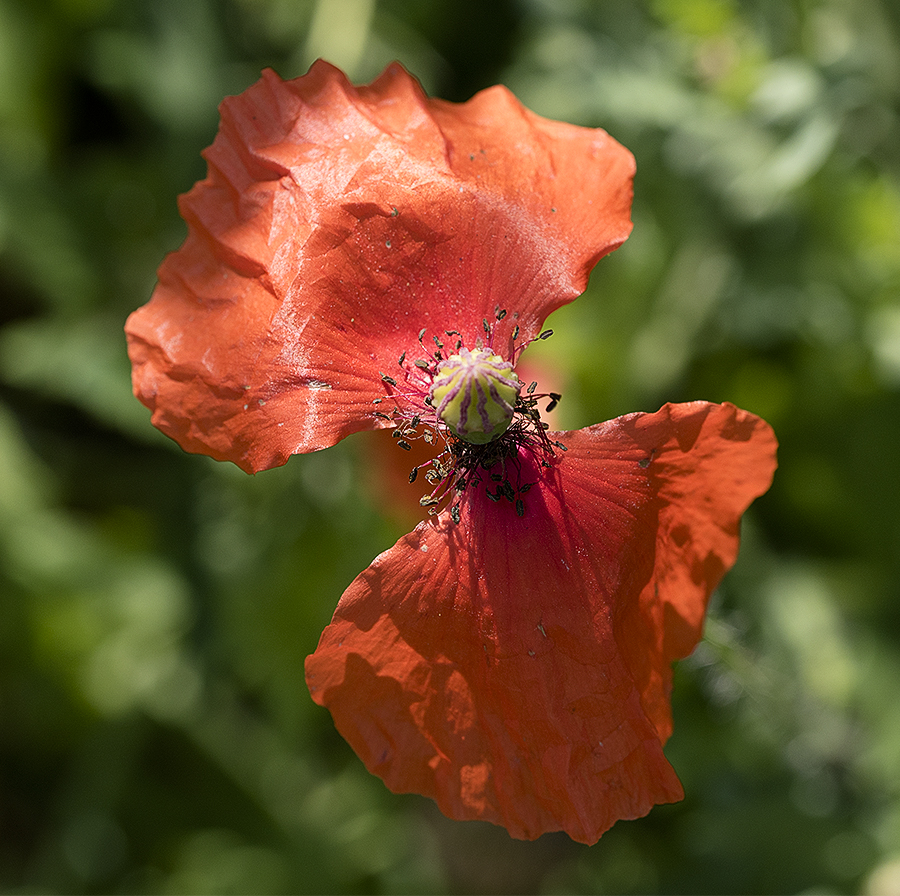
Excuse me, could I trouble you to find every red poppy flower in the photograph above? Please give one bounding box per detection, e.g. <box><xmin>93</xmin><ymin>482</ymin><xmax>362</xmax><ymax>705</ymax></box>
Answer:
<box><xmin>125</xmin><ymin>60</ymin><xmax>777</xmax><ymax>845</ymax></box>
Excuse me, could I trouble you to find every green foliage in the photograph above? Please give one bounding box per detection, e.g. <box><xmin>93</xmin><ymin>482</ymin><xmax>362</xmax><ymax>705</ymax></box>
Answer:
<box><xmin>1</xmin><ymin>0</ymin><xmax>899</xmax><ymax>892</ymax></box>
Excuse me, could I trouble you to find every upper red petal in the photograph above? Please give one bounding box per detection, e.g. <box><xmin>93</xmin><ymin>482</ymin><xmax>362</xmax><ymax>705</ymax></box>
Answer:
<box><xmin>125</xmin><ymin>60</ymin><xmax>635</xmax><ymax>471</ymax></box>
<box><xmin>305</xmin><ymin>402</ymin><xmax>777</xmax><ymax>843</ymax></box>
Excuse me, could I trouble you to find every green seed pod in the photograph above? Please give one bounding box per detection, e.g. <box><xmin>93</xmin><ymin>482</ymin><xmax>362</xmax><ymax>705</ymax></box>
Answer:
<box><xmin>429</xmin><ymin>348</ymin><xmax>521</xmax><ymax>444</ymax></box>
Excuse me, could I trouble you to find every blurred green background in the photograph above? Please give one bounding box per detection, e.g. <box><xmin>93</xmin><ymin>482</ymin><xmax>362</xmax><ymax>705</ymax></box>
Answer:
<box><xmin>2</xmin><ymin>0</ymin><xmax>900</xmax><ymax>892</ymax></box>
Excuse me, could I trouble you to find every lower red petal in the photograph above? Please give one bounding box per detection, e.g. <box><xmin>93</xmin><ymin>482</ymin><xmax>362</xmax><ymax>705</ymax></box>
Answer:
<box><xmin>305</xmin><ymin>402</ymin><xmax>776</xmax><ymax>843</ymax></box>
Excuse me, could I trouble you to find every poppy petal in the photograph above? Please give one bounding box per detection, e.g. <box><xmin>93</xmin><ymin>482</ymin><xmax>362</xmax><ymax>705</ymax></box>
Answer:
<box><xmin>305</xmin><ymin>402</ymin><xmax>777</xmax><ymax>843</ymax></box>
<box><xmin>125</xmin><ymin>60</ymin><xmax>634</xmax><ymax>471</ymax></box>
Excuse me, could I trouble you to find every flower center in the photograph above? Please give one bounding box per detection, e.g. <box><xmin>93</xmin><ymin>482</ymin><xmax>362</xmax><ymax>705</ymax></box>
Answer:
<box><xmin>429</xmin><ymin>348</ymin><xmax>522</xmax><ymax>444</ymax></box>
<box><xmin>372</xmin><ymin>308</ymin><xmax>564</xmax><ymax>521</ymax></box>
